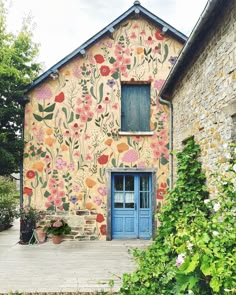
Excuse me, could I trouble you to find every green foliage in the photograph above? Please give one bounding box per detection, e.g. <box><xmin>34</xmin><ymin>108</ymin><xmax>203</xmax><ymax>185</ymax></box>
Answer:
<box><xmin>120</xmin><ymin>139</ymin><xmax>236</xmax><ymax>294</ymax></box>
<box><xmin>0</xmin><ymin>1</ymin><xmax>41</xmax><ymax>176</ymax></box>
<box><xmin>44</xmin><ymin>217</ymin><xmax>71</xmax><ymax>236</ymax></box>
<box><xmin>0</xmin><ymin>177</ymin><xmax>18</xmax><ymax>230</ymax></box>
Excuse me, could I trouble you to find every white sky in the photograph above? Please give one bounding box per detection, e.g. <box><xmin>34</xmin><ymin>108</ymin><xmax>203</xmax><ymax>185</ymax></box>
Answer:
<box><xmin>6</xmin><ymin>0</ymin><xmax>208</xmax><ymax>72</ymax></box>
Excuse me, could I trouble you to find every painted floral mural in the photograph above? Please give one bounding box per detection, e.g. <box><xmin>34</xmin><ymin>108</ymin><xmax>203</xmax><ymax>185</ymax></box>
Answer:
<box><xmin>24</xmin><ymin>18</ymin><xmax>183</xmax><ymax>239</ymax></box>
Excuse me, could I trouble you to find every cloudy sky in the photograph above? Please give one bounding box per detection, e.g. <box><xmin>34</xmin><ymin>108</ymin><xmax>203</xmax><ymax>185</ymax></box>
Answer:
<box><xmin>6</xmin><ymin>0</ymin><xmax>208</xmax><ymax>72</ymax></box>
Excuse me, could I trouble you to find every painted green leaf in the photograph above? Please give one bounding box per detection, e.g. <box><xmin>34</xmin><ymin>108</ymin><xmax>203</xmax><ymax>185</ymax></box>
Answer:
<box><xmin>68</xmin><ymin>111</ymin><xmax>74</xmax><ymax>123</ymax></box>
<box><xmin>44</xmin><ymin>113</ymin><xmax>53</xmax><ymax>120</ymax></box>
<box><xmin>62</xmin><ymin>107</ymin><xmax>68</xmax><ymax>119</ymax></box>
<box><xmin>160</xmin><ymin>156</ymin><xmax>168</xmax><ymax>165</ymax></box>
<box><xmin>41</xmin><ymin>152</ymin><xmax>46</xmax><ymax>157</ymax></box>
<box><xmin>109</xmin><ymin>57</ymin><xmax>116</xmax><ymax>64</ymax></box>
<box><xmin>38</xmin><ymin>103</ymin><xmax>44</xmax><ymax>112</ymax></box>
<box><xmin>90</xmin><ymin>86</ymin><xmax>96</xmax><ymax>99</ymax></box>
<box><xmin>44</xmin><ymin>103</ymin><xmax>56</xmax><ymax>113</ymax></box>
<box><xmin>63</xmin><ymin>202</ymin><xmax>70</xmax><ymax>211</ymax></box>
<box><xmin>46</xmin><ymin>205</ymin><xmax>55</xmax><ymax>211</ymax></box>
<box><xmin>33</xmin><ymin>114</ymin><xmax>44</xmax><ymax>122</ymax></box>
<box><xmin>111</xmin><ymin>158</ymin><xmax>116</xmax><ymax>167</ymax></box>
<box><xmin>23</xmin><ymin>153</ymin><xmax>29</xmax><ymax>158</ymax></box>
<box><xmin>163</xmin><ymin>44</ymin><xmax>169</xmax><ymax>62</ymax></box>
<box><xmin>111</xmin><ymin>71</ymin><xmax>119</xmax><ymax>80</ymax></box>
<box><xmin>98</xmin><ymin>83</ymin><xmax>104</xmax><ymax>104</ymax></box>
<box><xmin>44</xmin><ymin>191</ymin><xmax>50</xmax><ymax>198</ymax></box>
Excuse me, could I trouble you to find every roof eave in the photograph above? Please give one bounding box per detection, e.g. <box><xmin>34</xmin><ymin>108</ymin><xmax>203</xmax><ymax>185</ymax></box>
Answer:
<box><xmin>26</xmin><ymin>3</ymin><xmax>187</xmax><ymax>93</ymax></box>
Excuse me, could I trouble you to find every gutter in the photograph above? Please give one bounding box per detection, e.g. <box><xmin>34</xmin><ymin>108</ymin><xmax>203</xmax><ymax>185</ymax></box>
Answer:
<box><xmin>160</xmin><ymin>0</ymin><xmax>220</xmax><ymax>98</ymax></box>
<box><xmin>159</xmin><ymin>97</ymin><xmax>173</xmax><ymax>189</ymax></box>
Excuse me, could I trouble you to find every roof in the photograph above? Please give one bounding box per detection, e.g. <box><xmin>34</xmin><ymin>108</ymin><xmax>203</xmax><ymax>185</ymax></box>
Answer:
<box><xmin>27</xmin><ymin>0</ymin><xmax>187</xmax><ymax>92</ymax></box>
<box><xmin>159</xmin><ymin>0</ymin><xmax>227</xmax><ymax>99</ymax></box>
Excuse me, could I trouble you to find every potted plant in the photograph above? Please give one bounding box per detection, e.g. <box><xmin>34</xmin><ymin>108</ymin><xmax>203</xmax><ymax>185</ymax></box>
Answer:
<box><xmin>18</xmin><ymin>207</ymin><xmax>46</xmax><ymax>244</ymax></box>
<box><xmin>44</xmin><ymin>217</ymin><xmax>71</xmax><ymax>244</ymax></box>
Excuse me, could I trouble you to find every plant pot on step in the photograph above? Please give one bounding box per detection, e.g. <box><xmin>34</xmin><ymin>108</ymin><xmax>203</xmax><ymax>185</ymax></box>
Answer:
<box><xmin>36</xmin><ymin>226</ymin><xmax>47</xmax><ymax>243</ymax></box>
<box><xmin>52</xmin><ymin>235</ymin><xmax>63</xmax><ymax>244</ymax></box>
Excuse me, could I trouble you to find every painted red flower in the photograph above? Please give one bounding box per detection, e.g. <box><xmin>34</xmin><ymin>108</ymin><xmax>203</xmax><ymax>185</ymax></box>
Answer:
<box><xmin>94</xmin><ymin>54</ymin><xmax>104</xmax><ymax>64</ymax></box>
<box><xmin>97</xmin><ymin>154</ymin><xmax>109</xmax><ymax>165</ymax></box>
<box><xmin>155</xmin><ymin>30</ymin><xmax>165</xmax><ymax>40</ymax></box>
<box><xmin>55</xmin><ymin>91</ymin><xmax>65</xmax><ymax>103</ymax></box>
<box><xmin>100</xmin><ymin>224</ymin><xmax>106</xmax><ymax>235</ymax></box>
<box><xmin>26</xmin><ymin>170</ymin><xmax>36</xmax><ymax>179</ymax></box>
<box><xmin>23</xmin><ymin>187</ymin><xmax>33</xmax><ymax>197</ymax></box>
<box><xmin>156</xmin><ymin>183</ymin><xmax>167</xmax><ymax>200</ymax></box>
<box><xmin>96</xmin><ymin>213</ymin><xmax>105</xmax><ymax>223</ymax></box>
<box><xmin>100</xmin><ymin>65</ymin><xmax>110</xmax><ymax>76</ymax></box>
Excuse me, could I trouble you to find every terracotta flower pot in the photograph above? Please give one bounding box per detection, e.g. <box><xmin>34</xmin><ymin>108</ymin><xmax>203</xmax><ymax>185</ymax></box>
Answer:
<box><xmin>36</xmin><ymin>227</ymin><xmax>46</xmax><ymax>243</ymax></box>
<box><xmin>52</xmin><ymin>235</ymin><xmax>63</xmax><ymax>244</ymax></box>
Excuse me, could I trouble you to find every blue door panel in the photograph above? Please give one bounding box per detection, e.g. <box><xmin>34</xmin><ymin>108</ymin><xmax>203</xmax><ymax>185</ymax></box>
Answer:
<box><xmin>112</xmin><ymin>173</ymin><xmax>152</xmax><ymax>239</ymax></box>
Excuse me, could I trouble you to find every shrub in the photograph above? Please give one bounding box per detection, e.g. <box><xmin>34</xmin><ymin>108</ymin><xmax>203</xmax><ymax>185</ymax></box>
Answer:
<box><xmin>120</xmin><ymin>139</ymin><xmax>236</xmax><ymax>294</ymax></box>
<box><xmin>0</xmin><ymin>178</ymin><xmax>19</xmax><ymax>230</ymax></box>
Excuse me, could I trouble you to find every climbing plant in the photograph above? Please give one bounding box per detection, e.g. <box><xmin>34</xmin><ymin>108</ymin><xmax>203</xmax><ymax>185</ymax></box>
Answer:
<box><xmin>120</xmin><ymin>139</ymin><xmax>236</xmax><ymax>294</ymax></box>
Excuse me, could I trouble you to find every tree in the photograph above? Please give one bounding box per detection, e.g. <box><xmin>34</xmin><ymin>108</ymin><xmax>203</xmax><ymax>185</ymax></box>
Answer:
<box><xmin>0</xmin><ymin>1</ymin><xmax>41</xmax><ymax>175</ymax></box>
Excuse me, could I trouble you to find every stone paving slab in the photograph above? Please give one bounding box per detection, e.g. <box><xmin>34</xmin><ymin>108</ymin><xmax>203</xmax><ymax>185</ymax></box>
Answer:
<box><xmin>0</xmin><ymin>221</ymin><xmax>151</xmax><ymax>293</ymax></box>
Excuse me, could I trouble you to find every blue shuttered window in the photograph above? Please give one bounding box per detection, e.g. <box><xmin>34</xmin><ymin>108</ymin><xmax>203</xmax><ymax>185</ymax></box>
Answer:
<box><xmin>121</xmin><ymin>84</ymin><xmax>150</xmax><ymax>132</ymax></box>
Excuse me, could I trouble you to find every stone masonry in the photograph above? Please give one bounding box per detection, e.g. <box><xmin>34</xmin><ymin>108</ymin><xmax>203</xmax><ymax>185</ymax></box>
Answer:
<box><xmin>171</xmin><ymin>0</ymin><xmax>236</xmax><ymax>194</ymax></box>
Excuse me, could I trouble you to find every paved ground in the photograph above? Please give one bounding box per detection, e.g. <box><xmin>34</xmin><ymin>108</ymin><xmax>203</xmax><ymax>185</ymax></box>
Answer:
<box><xmin>0</xmin><ymin>220</ymin><xmax>151</xmax><ymax>293</ymax></box>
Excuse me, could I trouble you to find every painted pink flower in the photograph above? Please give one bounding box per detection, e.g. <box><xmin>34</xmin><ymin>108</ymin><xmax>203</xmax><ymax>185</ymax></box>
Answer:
<box><xmin>85</xmin><ymin>154</ymin><xmax>92</xmax><ymax>161</ymax></box>
<box><xmin>54</xmin><ymin>198</ymin><xmax>62</xmax><ymax>207</ymax></box>
<box><xmin>112</xmin><ymin>103</ymin><xmax>118</xmax><ymax>110</ymax></box>
<box><xmin>98</xmin><ymin>186</ymin><xmax>107</xmax><ymax>196</ymax></box>
<box><xmin>130</xmin><ymin>32</ymin><xmax>137</xmax><ymax>39</ymax></box>
<box><xmin>137</xmin><ymin>162</ymin><xmax>146</xmax><ymax>168</ymax></box>
<box><xmin>104</xmin><ymin>97</ymin><xmax>110</xmax><ymax>104</ymax></box>
<box><xmin>96</xmin><ymin>105</ymin><xmax>105</xmax><ymax>113</ymax></box>
<box><xmin>154</xmin><ymin>79</ymin><xmax>165</xmax><ymax>91</ymax></box>
<box><xmin>94</xmin><ymin>196</ymin><xmax>102</xmax><ymax>206</ymax></box>
<box><xmin>51</xmin><ymin>188</ymin><xmax>58</xmax><ymax>196</ymax></box>
<box><xmin>55</xmin><ymin>158</ymin><xmax>67</xmax><ymax>170</ymax></box>
<box><xmin>53</xmin><ymin>220</ymin><xmax>63</xmax><ymax>228</ymax></box>
<box><xmin>47</xmin><ymin>195</ymin><xmax>55</xmax><ymax>202</ymax></box>
<box><xmin>85</xmin><ymin>134</ymin><xmax>90</xmax><ymax>140</ymax></box>
<box><xmin>35</xmin><ymin>85</ymin><xmax>52</xmax><ymax>101</ymax></box>
<box><xmin>154</xmin><ymin>150</ymin><xmax>161</xmax><ymax>159</ymax></box>
<box><xmin>45</xmin><ymin>201</ymin><xmax>52</xmax><ymax>209</ymax></box>
<box><xmin>72</xmin><ymin>65</ymin><xmax>82</xmax><ymax>78</ymax></box>
<box><xmin>140</xmin><ymin>30</ymin><xmax>146</xmax><ymax>35</ymax></box>
<box><xmin>122</xmin><ymin>149</ymin><xmax>139</xmax><ymax>163</ymax></box>
<box><xmin>58</xmin><ymin>191</ymin><xmax>66</xmax><ymax>198</ymax></box>
<box><xmin>80</xmin><ymin>114</ymin><xmax>88</xmax><ymax>123</ymax></box>
<box><xmin>145</xmin><ymin>36</ymin><xmax>154</xmax><ymax>45</ymax></box>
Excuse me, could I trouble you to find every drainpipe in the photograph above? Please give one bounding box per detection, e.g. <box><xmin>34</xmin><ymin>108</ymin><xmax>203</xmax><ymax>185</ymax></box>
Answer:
<box><xmin>159</xmin><ymin>97</ymin><xmax>173</xmax><ymax>189</ymax></box>
<box><xmin>19</xmin><ymin>96</ymin><xmax>29</xmax><ymax>208</ymax></box>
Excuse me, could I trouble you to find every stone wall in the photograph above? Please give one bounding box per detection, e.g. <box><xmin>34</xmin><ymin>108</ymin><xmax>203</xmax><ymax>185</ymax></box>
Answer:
<box><xmin>172</xmin><ymin>0</ymin><xmax>236</xmax><ymax>195</ymax></box>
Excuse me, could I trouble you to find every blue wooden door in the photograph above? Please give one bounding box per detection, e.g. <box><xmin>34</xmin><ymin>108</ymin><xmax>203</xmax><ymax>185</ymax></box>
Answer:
<box><xmin>112</xmin><ymin>173</ymin><xmax>152</xmax><ymax>239</ymax></box>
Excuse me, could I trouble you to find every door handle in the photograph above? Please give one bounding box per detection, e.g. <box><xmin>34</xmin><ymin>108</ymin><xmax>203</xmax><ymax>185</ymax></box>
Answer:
<box><xmin>135</xmin><ymin>203</ymin><xmax>137</xmax><ymax>210</ymax></box>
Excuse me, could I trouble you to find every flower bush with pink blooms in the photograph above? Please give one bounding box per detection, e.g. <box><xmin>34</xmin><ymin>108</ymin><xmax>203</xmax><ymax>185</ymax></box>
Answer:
<box><xmin>44</xmin><ymin>217</ymin><xmax>71</xmax><ymax>236</ymax></box>
<box><xmin>120</xmin><ymin>140</ymin><xmax>236</xmax><ymax>294</ymax></box>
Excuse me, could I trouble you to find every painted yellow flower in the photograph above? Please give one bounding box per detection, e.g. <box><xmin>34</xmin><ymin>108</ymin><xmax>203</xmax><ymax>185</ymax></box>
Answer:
<box><xmin>117</xmin><ymin>142</ymin><xmax>129</xmax><ymax>153</ymax></box>
<box><xmin>61</xmin><ymin>144</ymin><xmax>68</xmax><ymax>151</ymax></box>
<box><xmin>45</xmin><ymin>137</ymin><xmax>55</xmax><ymax>147</ymax></box>
<box><xmin>32</xmin><ymin>161</ymin><xmax>44</xmax><ymax>172</ymax></box>
<box><xmin>46</xmin><ymin>128</ymin><xmax>53</xmax><ymax>136</ymax></box>
<box><xmin>136</xmin><ymin>47</ymin><xmax>144</xmax><ymax>55</ymax></box>
<box><xmin>105</xmin><ymin>138</ymin><xmax>113</xmax><ymax>146</ymax></box>
<box><xmin>85</xmin><ymin>178</ymin><xmax>96</xmax><ymax>188</ymax></box>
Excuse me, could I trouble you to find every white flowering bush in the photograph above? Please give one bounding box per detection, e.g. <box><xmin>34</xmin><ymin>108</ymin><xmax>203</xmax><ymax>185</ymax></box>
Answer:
<box><xmin>120</xmin><ymin>140</ymin><xmax>236</xmax><ymax>294</ymax></box>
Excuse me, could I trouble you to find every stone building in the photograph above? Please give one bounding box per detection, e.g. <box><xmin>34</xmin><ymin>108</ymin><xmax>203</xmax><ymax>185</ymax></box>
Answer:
<box><xmin>159</xmin><ymin>0</ymin><xmax>236</xmax><ymax>194</ymax></box>
<box><xmin>23</xmin><ymin>1</ymin><xmax>186</xmax><ymax>240</ymax></box>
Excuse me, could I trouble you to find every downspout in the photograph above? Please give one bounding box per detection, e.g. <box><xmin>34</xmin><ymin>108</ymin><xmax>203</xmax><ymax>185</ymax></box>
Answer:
<box><xmin>159</xmin><ymin>97</ymin><xmax>173</xmax><ymax>189</ymax></box>
<box><xmin>19</xmin><ymin>96</ymin><xmax>29</xmax><ymax>208</ymax></box>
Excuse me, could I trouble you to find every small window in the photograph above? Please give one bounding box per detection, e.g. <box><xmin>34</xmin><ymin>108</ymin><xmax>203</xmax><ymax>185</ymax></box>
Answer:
<box><xmin>121</xmin><ymin>84</ymin><xmax>150</xmax><ymax>132</ymax></box>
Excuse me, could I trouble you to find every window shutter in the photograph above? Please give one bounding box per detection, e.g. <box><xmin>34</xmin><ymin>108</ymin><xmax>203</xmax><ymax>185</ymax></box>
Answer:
<box><xmin>121</xmin><ymin>84</ymin><xmax>150</xmax><ymax>131</ymax></box>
